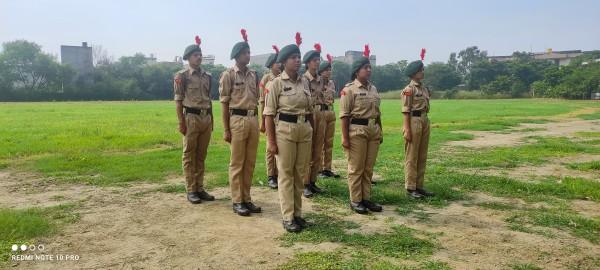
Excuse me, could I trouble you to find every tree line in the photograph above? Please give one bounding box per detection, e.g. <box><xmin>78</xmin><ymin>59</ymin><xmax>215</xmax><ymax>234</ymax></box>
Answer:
<box><xmin>1</xmin><ymin>40</ymin><xmax>598</xmax><ymax>101</ymax></box>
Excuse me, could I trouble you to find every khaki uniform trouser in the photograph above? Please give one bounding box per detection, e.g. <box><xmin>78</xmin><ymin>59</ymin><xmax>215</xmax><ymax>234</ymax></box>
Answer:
<box><xmin>344</xmin><ymin>123</ymin><xmax>381</xmax><ymax>202</ymax></box>
<box><xmin>229</xmin><ymin>115</ymin><xmax>259</xmax><ymax>203</ymax></box>
<box><xmin>276</xmin><ymin>120</ymin><xmax>313</xmax><ymax>222</ymax></box>
<box><xmin>404</xmin><ymin>115</ymin><xmax>430</xmax><ymax>190</ymax></box>
<box><xmin>305</xmin><ymin>109</ymin><xmax>326</xmax><ymax>184</ymax></box>
<box><xmin>182</xmin><ymin>114</ymin><xmax>212</xmax><ymax>193</ymax></box>
<box><xmin>321</xmin><ymin>110</ymin><xmax>336</xmax><ymax>170</ymax></box>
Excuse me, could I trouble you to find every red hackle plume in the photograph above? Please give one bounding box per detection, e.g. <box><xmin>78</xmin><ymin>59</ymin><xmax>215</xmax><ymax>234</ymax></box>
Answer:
<box><xmin>420</xmin><ymin>48</ymin><xmax>426</xmax><ymax>61</ymax></box>
<box><xmin>195</xmin><ymin>35</ymin><xmax>201</xmax><ymax>46</ymax></box>
<box><xmin>241</xmin><ymin>29</ymin><xmax>248</xmax><ymax>42</ymax></box>
<box><xmin>363</xmin><ymin>44</ymin><xmax>370</xmax><ymax>58</ymax></box>
<box><xmin>314</xmin><ymin>43</ymin><xmax>321</xmax><ymax>53</ymax></box>
<box><xmin>272</xmin><ymin>45</ymin><xmax>279</xmax><ymax>54</ymax></box>
<box><xmin>326</xmin><ymin>54</ymin><xmax>333</xmax><ymax>64</ymax></box>
<box><xmin>295</xmin><ymin>32</ymin><xmax>302</xmax><ymax>46</ymax></box>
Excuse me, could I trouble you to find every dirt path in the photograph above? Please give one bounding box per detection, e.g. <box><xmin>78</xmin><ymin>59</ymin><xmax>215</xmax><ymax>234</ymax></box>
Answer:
<box><xmin>447</xmin><ymin>119</ymin><xmax>600</xmax><ymax>148</ymax></box>
<box><xmin>4</xmin><ymin>170</ymin><xmax>600</xmax><ymax>269</ymax></box>
<box><xmin>2</xmin><ymin>171</ymin><xmax>320</xmax><ymax>269</ymax></box>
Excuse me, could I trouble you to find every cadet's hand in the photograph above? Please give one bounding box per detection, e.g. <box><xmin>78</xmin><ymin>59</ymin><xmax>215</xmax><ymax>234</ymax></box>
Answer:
<box><xmin>267</xmin><ymin>141</ymin><xmax>278</xmax><ymax>155</ymax></box>
<box><xmin>342</xmin><ymin>139</ymin><xmax>350</xmax><ymax>149</ymax></box>
<box><xmin>178</xmin><ymin>121</ymin><xmax>187</xmax><ymax>135</ymax></box>
<box><xmin>260</xmin><ymin>124</ymin><xmax>266</xmax><ymax>133</ymax></box>
<box><xmin>224</xmin><ymin>130</ymin><xmax>232</xmax><ymax>143</ymax></box>
<box><xmin>403</xmin><ymin>129</ymin><xmax>412</xmax><ymax>143</ymax></box>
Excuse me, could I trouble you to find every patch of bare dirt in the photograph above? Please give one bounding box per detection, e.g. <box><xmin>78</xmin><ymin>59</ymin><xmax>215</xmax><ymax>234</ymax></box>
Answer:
<box><xmin>410</xmin><ymin>200</ymin><xmax>600</xmax><ymax>270</ymax></box>
<box><xmin>448</xmin><ymin>119</ymin><xmax>600</xmax><ymax>148</ymax></box>
<box><xmin>1</xmin><ymin>171</ymin><xmax>320</xmax><ymax>270</ymax></box>
<box><xmin>4</xmin><ymin>170</ymin><xmax>600</xmax><ymax>270</ymax></box>
<box><xmin>456</xmin><ymin>153</ymin><xmax>600</xmax><ymax>182</ymax></box>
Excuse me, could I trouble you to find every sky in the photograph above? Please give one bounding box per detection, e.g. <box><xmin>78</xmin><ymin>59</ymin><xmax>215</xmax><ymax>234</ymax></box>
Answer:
<box><xmin>1</xmin><ymin>0</ymin><xmax>599</xmax><ymax>66</ymax></box>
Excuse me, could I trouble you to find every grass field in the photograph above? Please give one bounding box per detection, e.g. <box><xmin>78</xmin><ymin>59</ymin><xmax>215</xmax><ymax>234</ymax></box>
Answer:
<box><xmin>1</xmin><ymin>98</ymin><xmax>599</xmax><ymax>269</ymax></box>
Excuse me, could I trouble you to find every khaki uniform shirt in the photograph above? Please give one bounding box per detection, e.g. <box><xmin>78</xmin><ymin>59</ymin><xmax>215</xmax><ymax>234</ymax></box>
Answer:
<box><xmin>219</xmin><ymin>65</ymin><xmax>259</xmax><ymax>110</ymax></box>
<box><xmin>302</xmin><ymin>71</ymin><xmax>325</xmax><ymax>106</ymax></box>
<box><xmin>264</xmin><ymin>71</ymin><xmax>314</xmax><ymax>116</ymax></box>
<box><xmin>173</xmin><ymin>67</ymin><xmax>212</xmax><ymax>109</ymax></box>
<box><xmin>339</xmin><ymin>79</ymin><xmax>381</xmax><ymax>119</ymax></box>
<box><xmin>259</xmin><ymin>72</ymin><xmax>277</xmax><ymax>105</ymax></box>
<box><xmin>401</xmin><ymin>80</ymin><xmax>430</xmax><ymax>113</ymax></box>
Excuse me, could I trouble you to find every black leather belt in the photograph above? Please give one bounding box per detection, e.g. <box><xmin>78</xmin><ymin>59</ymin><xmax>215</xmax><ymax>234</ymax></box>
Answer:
<box><xmin>350</xmin><ymin>118</ymin><xmax>369</xmax><ymax>125</ymax></box>
<box><xmin>411</xmin><ymin>111</ymin><xmax>422</xmax><ymax>117</ymax></box>
<box><xmin>231</xmin><ymin>108</ymin><xmax>257</xmax><ymax>116</ymax></box>
<box><xmin>319</xmin><ymin>104</ymin><xmax>329</xmax><ymax>111</ymax></box>
<box><xmin>184</xmin><ymin>106</ymin><xmax>211</xmax><ymax>115</ymax></box>
<box><xmin>279</xmin><ymin>113</ymin><xmax>309</xmax><ymax>123</ymax></box>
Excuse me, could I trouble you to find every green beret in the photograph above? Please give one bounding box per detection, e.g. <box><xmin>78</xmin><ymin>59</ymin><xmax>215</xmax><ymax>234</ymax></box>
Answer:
<box><xmin>302</xmin><ymin>50</ymin><xmax>321</xmax><ymax>64</ymax></box>
<box><xmin>265</xmin><ymin>53</ymin><xmax>277</xmax><ymax>68</ymax></box>
<box><xmin>351</xmin><ymin>56</ymin><xmax>370</xmax><ymax>78</ymax></box>
<box><xmin>404</xmin><ymin>60</ymin><xmax>424</xmax><ymax>77</ymax></box>
<box><xmin>230</xmin><ymin>41</ymin><xmax>250</xmax><ymax>60</ymax></box>
<box><xmin>277</xmin><ymin>44</ymin><xmax>301</xmax><ymax>63</ymax></box>
<box><xmin>318</xmin><ymin>61</ymin><xmax>331</xmax><ymax>74</ymax></box>
<box><xmin>183</xmin><ymin>44</ymin><xmax>201</xmax><ymax>60</ymax></box>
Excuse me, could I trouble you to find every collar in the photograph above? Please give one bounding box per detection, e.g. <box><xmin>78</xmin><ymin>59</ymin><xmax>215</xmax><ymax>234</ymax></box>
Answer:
<box><xmin>303</xmin><ymin>71</ymin><xmax>319</xmax><ymax>82</ymax></box>
<box><xmin>188</xmin><ymin>66</ymin><xmax>203</xmax><ymax>76</ymax></box>
<box><xmin>281</xmin><ymin>70</ymin><xmax>300</xmax><ymax>83</ymax></box>
<box><xmin>410</xmin><ymin>80</ymin><xmax>422</xmax><ymax>87</ymax></box>
<box><xmin>233</xmin><ymin>64</ymin><xmax>250</xmax><ymax>76</ymax></box>
<box><xmin>353</xmin><ymin>79</ymin><xmax>369</xmax><ymax>89</ymax></box>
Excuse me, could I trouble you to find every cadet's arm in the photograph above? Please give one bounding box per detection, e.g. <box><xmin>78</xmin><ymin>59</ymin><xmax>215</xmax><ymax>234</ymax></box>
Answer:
<box><xmin>221</xmin><ymin>102</ymin><xmax>231</xmax><ymax>140</ymax></box>
<box><xmin>341</xmin><ymin>116</ymin><xmax>350</xmax><ymax>149</ymax></box>
<box><xmin>176</xmin><ymin>100</ymin><xmax>186</xmax><ymax>135</ymax></box>
<box><xmin>377</xmin><ymin>116</ymin><xmax>383</xmax><ymax>144</ymax></box>
<box><xmin>265</xmin><ymin>115</ymin><xmax>277</xmax><ymax>154</ymax></box>
<box><xmin>403</xmin><ymin>113</ymin><xmax>411</xmax><ymax>142</ymax></box>
<box><xmin>259</xmin><ymin>101</ymin><xmax>266</xmax><ymax>132</ymax></box>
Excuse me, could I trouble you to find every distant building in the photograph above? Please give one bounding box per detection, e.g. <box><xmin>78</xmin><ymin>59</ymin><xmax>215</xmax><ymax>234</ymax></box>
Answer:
<box><xmin>249</xmin><ymin>53</ymin><xmax>272</xmax><ymax>67</ymax></box>
<box><xmin>337</xmin><ymin>51</ymin><xmax>377</xmax><ymax>66</ymax></box>
<box><xmin>60</xmin><ymin>42</ymin><xmax>93</xmax><ymax>77</ymax></box>
<box><xmin>488</xmin><ymin>49</ymin><xmax>587</xmax><ymax>66</ymax></box>
<box><xmin>202</xmin><ymin>55</ymin><xmax>216</xmax><ymax>65</ymax></box>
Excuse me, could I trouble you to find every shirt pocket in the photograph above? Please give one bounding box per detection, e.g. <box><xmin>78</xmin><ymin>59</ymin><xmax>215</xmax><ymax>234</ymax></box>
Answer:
<box><xmin>233</xmin><ymin>80</ymin><xmax>245</xmax><ymax>98</ymax></box>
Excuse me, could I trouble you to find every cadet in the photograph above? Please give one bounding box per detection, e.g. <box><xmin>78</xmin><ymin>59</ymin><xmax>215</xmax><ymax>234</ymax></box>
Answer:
<box><xmin>318</xmin><ymin>54</ymin><xmax>340</xmax><ymax>178</ymax></box>
<box><xmin>402</xmin><ymin>49</ymin><xmax>434</xmax><ymax>199</ymax></box>
<box><xmin>220</xmin><ymin>29</ymin><xmax>261</xmax><ymax>216</ymax></box>
<box><xmin>339</xmin><ymin>45</ymin><xmax>383</xmax><ymax>214</ymax></box>
<box><xmin>264</xmin><ymin>33</ymin><xmax>314</xmax><ymax>232</ymax></box>
<box><xmin>174</xmin><ymin>35</ymin><xmax>215</xmax><ymax>204</ymax></box>
<box><xmin>302</xmin><ymin>43</ymin><xmax>326</xmax><ymax>198</ymax></box>
<box><xmin>259</xmin><ymin>45</ymin><xmax>282</xmax><ymax>189</ymax></box>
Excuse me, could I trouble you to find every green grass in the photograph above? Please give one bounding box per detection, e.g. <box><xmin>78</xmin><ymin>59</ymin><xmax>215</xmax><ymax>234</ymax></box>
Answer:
<box><xmin>277</xmin><ymin>250</ymin><xmax>452</xmax><ymax>270</ymax></box>
<box><xmin>0</xmin><ymin>204</ymin><xmax>79</xmax><ymax>263</ymax></box>
<box><xmin>567</xmin><ymin>161</ymin><xmax>600</xmax><ymax>171</ymax></box>
<box><xmin>1</xmin><ymin>99</ymin><xmax>600</xmax><ymax>267</ymax></box>
<box><xmin>578</xmin><ymin>111</ymin><xmax>600</xmax><ymax>120</ymax></box>
<box><xmin>279</xmin><ymin>213</ymin><xmax>437</xmax><ymax>259</ymax></box>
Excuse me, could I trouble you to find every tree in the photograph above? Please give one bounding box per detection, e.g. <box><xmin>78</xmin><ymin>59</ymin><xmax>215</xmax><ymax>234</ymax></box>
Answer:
<box><xmin>92</xmin><ymin>44</ymin><xmax>113</xmax><ymax>66</ymax></box>
<box><xmin>424</xmin><ymin>62</ymin><xmax>461</xmax><ymax>91</ymax></box>
<box><xmin>456</xmin><ymin>46</ymin><xmax>488</xmax><ymax>77</ymax></box>
<box><xmin>0</xmin><ymin>40</ymin><xmax>65</xmax><ymax>100</ymax></box>
<box><xmin>332</xmin><ymin>61</ymin><xmax>351</xmax><ymax>95</ymax></box>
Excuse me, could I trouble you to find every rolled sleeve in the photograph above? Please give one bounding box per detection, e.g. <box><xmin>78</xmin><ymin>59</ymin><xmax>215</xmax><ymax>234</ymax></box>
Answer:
<box><xmin>263</xmin><ymin>80</ymin><xmax>278</xmax><ymax>116</ymax></box>
<box><xmin>339</xmin><ymin>88</ymin><xmax>352</xmax><ymax>118</ymax></box>
<box><xmin>173</xmin><ymin>73</ymin><xmax>185</xmax><ymax>101</ymax></box>
<box><xmin>401</xmin><ymin>87</ymin><xmax>411</xmax><ymax>113</ymax></box>
<box><xmin>219</xmin><ymin>71</ymin><xmax>232</xmax><ymax>103</ymax></box>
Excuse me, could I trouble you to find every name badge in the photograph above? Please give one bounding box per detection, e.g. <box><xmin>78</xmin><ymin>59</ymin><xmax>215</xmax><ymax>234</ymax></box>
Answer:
<box><xmin>359</xmin><ymin>93</ymin><xmax>367</xmax><ymax>96</ymax></box>
<box><xmin>235</xmin><ymin>82</ymin><xmax>244</xmax><ymax>86</ymax></box>
<box><xmin>283</xmin><ymin>87</ymin><xmax>292</xmax><ymax>91</ymax></box>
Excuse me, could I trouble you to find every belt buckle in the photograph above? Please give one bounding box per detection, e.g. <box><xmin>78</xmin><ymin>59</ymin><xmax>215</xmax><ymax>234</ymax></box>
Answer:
<box><xmin>248</xmin><ymin>109</ymin><xmax>255</xmax><ymax>116</ymax></box>
<box><xmin>368</xmin><ymin>118</ymin><xmax>376</xmax><ymax>127</ymax></box>
<box><xmin>297</xmin><ymin>115</ymin><xmax>305</xmax><ymax>123</ymax></box>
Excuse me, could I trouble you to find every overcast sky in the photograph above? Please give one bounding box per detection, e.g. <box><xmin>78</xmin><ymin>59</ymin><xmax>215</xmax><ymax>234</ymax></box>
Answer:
<box><xmin>1</xmin><ymin>0</ymin><xmax>599</xmax><ymax>65</ymax></box>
